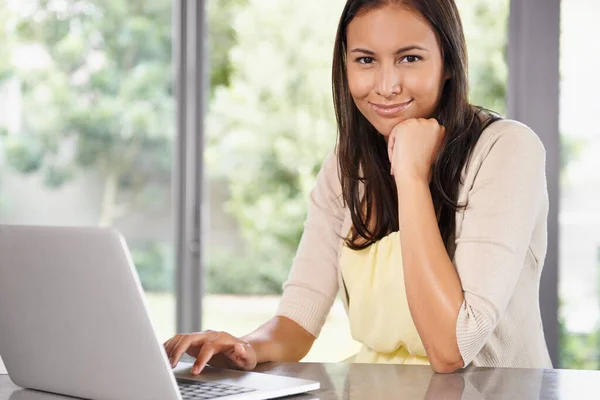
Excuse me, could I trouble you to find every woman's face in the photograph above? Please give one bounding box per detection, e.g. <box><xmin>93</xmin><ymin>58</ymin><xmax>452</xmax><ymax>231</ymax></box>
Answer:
<box><xmin>345</xmin><ymin>4</ymin><xmax>449</xmax><ymax>137</ymax></box>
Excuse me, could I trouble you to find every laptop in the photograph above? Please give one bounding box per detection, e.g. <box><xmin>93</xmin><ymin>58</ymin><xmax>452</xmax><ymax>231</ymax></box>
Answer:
<box><xmin>0</xmin><ymin>225</ymin><xmax>320</xmax><ymax>400</ymax></box>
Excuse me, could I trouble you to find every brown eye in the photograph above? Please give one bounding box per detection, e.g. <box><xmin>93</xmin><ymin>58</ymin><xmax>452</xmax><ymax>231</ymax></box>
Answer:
<box><xmin>402</xmin><ymin>55</ymin><xmax>421</xmax><ymax>63</ymax></box>
<box><xmin>357</xmin><ymin>57</ymin><xmax>375</xmax><ymax>64</ymax></box>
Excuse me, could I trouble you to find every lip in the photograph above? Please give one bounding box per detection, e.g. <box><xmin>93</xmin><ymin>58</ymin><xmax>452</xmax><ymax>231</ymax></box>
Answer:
<box><xmin>370</xmin><ymin>99</ymin><xmax>413</xmax><ymax>118</ymax></box>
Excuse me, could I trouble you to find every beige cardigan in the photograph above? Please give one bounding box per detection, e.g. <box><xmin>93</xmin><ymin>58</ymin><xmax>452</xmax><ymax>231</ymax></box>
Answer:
<box><xmin>275</xmin><ymin>119</ymin><xmax>552</xmax><ymax>369</ymax></box>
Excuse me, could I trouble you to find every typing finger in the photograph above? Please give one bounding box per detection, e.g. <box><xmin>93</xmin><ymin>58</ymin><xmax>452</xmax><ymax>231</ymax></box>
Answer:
<box><xmin>191</xmin><ymin>342</ymin><xmax>227</xmax><ymax>375</ymax></box>
<box><xmin>164</xmin><ymin>335</ymin><xmax>182</xmax><ymax>359</ymax></box>
<box><xmin>169</xmin><ymin>335</ymin><xmax>193</xmax><ymax>367</ymax></box>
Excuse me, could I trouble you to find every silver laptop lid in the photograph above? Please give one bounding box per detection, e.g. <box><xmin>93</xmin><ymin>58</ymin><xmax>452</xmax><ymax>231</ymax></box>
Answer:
<box><xmin>0</xmin><ymin>225</ymin><xmax>181</xmax><ymax>400</ymax></box>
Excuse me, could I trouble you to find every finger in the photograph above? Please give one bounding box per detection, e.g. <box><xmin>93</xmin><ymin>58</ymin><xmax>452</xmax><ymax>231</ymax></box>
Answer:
<box><xmin>170</xmin><ymin>331</ymin><xmax>220</xmax><ymax>359</ymax></box>
<box><xmin>163</xmin><ymin>335</ymin><xmax>177</xmax><ymax>351</ymax></box>
<box><xmin>387</xmin><ymin>133</ymin><xmax>396</xmax><ymax>172</ymax></box>
<box><xmin>163</xmin><ymin>336</ymin><xmax>175</xmax><ymax>352</ymax></box>
<box><xmin>165</xmin><ymin>335</ymin><xmax>184</xmax><ymax>360</ymax></box>
<box><xmin>170</xmin><ymin>335</ymin><xmax>193</xmax><ymax>368</ymax></box>
<box><xmin>192</xmin><ymin>342</ymin><xmax>226</xmax><ymax>375</ymax></box>
<box><xmin>387</xmin><ymin>132</ymin><xmax>395</xmax><ymax>159</ymax></box>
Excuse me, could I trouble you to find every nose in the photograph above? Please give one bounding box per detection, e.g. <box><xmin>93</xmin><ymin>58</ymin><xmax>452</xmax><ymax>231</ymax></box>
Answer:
<box><xmin>374</xmin><ymin>63</ymin><xmax>402</xmax><ymax>99</ymax></box>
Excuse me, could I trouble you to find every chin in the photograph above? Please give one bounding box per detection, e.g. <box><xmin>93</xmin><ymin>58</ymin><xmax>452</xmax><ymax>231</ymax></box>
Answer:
<box><xmin>371</xmin><ymin>117</ymin><xmax>405</xmax><ymax>137</ymax></box>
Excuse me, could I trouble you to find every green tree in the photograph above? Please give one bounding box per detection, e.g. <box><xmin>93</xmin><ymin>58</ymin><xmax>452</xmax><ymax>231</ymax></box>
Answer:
<box><xmin>3</xmin><ymin>0</ymin><xmax>243</xmax><ymax>226</ymax></box>
<box><xmin>560</xmin><ymin>134</ymin><xmax>587</xmax><ymax>182</ymax></box>
<box><xmin>0</xmin><ymin>4</ymin><xmax>18</xmax><ymax>215</ymax></box>
<box><xmin>4</xmin><ymin>0</ymin><xmax>174</xmax><ymax>226</ymax></box>
<box><xmin>1</xmin><ymin>0</ymin><xmax>243</xmax><ymax>290</ymax></box>
<box><xmin>456</xmin><ymin>0</ymin><xmax>509</xmax><ymax>115</ymax></box>
<box><xmin>0</xmin><ymin>6</ymin><xmax>15</xmax><ymax>82</ymax></box>
<box><xmin>208</xmin><ymin>0</ymin><xmax>247</xmax><ymax>95</ymax></box>
<box><xmin>205</xmin><ymin>0</ymin><xmax>346</xmax><ymax>294</ymax></box>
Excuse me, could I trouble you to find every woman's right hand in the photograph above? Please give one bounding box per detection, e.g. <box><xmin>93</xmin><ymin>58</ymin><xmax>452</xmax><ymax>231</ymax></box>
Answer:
<box><xmin>163</xmin><ymin>330</ymin><xmax>258</xmax><ymax>375</ymax></box>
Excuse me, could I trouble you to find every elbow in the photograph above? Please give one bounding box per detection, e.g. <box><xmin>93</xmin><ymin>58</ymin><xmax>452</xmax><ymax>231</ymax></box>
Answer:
<box><xmin>422</xmin><ymin>325</ymin><xmax>465</xmax><ymax>373</ymax></box>
<box><xmin>428</xmin><ymin>346</ymin><xmax>464</xmax><ymax>374</ymax></box>
<box><xmin>284</xmin><ymin>339</ymin><xmax>314</xmax><ymax>362</ymax></box>
<box><xmin>430</xmin><ymin>358</ymin><xmax>464</xmax><ymax>374</ymax></box>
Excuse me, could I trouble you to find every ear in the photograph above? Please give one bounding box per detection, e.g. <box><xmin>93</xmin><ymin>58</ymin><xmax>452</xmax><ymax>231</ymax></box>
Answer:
<box><xmin>444</xmin><ymin>69</ymin><xmax>451</xmax><ymax>80</ymax></box>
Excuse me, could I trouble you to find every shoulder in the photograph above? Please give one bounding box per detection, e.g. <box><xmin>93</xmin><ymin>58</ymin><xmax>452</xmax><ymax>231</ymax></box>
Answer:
<box><xmin>316</xmin><ymin>150</ymin><xmax>341</xmax><ymax>191</ymax></box>
<box><xmin>321</xmin><ymin>149</ymin><xmax>339</xmax><ymax>175</ymax></box>
<box><xmin>467</xmin><ymin>119</ymin><xmax>546</xmax><ymax>172</ymax></box>
<box><xmin>313</xmin><ymin>149</ymin><xmax>345</xmax><ymax>210</ymax></box>
<box><xmin>477</xmin><ymin>119</ymin><xmax>545</xmax><ymax>159</ymax></box>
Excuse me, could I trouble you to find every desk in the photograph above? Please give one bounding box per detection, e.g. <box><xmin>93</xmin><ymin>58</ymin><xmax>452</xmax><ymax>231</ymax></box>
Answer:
<box><xmin>2</xmin><ymin>362</ymin><xmax>600</xmax><ymax>399</ymax></box>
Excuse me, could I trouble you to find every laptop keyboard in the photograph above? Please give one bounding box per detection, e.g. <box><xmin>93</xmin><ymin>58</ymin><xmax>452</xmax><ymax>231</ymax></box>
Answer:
<box><xmin>178</xmin><ymin>380</ymin><xmax>257</xmax><ymax>399</ymax></box>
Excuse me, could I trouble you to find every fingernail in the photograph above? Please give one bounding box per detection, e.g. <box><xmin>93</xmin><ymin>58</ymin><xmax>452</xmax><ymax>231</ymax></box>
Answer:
<box><xmin>192</xmin><ymin>367</ymin><xmax>200</xmax><ymax>375</ymax></box>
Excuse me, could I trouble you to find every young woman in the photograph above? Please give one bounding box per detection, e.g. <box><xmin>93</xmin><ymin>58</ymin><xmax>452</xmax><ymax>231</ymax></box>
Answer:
<box><xmin>164</xmin><ymin>0</ymin><xmax>552</xmax><ymax>374</ymax></box>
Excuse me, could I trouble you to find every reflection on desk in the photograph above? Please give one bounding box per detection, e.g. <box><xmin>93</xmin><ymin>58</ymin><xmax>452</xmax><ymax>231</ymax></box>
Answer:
<box><xmin>255</xmin><ymin>362</ymin><xmax>600</xmax><ymax>400</ymax></box>
<box><xmin>2</xmin><ymin>362</ymin><xmax>600</xmax><ymax>399</ymax></box>
<box><xmin>7</xmin><ymin>389</ymin><xmax>67</xmax><ymax>400</ymax></box>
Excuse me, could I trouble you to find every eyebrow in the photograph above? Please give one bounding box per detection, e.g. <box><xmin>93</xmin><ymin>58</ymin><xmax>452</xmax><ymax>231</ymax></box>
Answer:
<box><xmin>350</xmin><ymin>45</ymin><xmax>429</xmax><ymax>55</ymax></box>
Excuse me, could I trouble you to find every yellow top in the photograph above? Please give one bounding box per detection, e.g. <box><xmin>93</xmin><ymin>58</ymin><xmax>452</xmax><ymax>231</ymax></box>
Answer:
<box><xmin>340</xmin><ymin>231</ymin><xmax>429</xmax><ymax>365</ymax></box>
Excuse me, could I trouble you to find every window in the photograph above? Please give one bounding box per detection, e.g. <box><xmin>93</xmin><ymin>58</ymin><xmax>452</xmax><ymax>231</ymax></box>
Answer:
<box><xmin>558</xmin><ymin>0</ymin><xmax>600</xmax><ymax>370</ymax></box>
<box><xmin>0</xmin><ymin>0</ymin><xmax>175</xmax><ymax>341</ymax></box>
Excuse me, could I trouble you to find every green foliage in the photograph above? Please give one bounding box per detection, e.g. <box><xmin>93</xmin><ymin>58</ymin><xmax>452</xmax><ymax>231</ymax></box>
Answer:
<box><xmin>2</xmin><ymin>0</ymin><xmax>245</xmax><ymax>209</ymax></box>
<box><xmin>0</xmin><ymin>0</ymin><xmax>246</xmax><ymax>290</ymax></box>
<box><xmin>0</xmin><ymin>5</ymin><xmax>17</xmax><ymax>82</ymax></box>
<box><xmin>560</xmin><ymin>330</ymin><xmax>600</xmax><ymax>370</ymax></box>
<box><xmin>560</xmin><ymin>134</ymin><xmax>587</xmax><ymax>172</ymax></box>
<box><xmin>456</xmin><ymin>0</ymin><xmax>509</xmax><ymax>115</ymax></box>
<box><xmin>131</xmin><ymin>241</ymin><xmax>174</xmax><ymax>292</ymax></box>
<box><xmin>4</xmin><ymin>136</ymin><xmax>43</xmax><ymax>173</ymax></box>
<box><xmin>207</xmin><ymin>247</ymin><xmax>288</xmax><ymax>295</ymax></box>
<box><xmin>207</xmin><ymin>0</ymin><xmax>247</xmax><ymax>93</ymax></box>
<box><xmin>3</xmin><ymin>0</ymin><xmax>175</xmax><ymax>228</ymax></box>
<box><xmin>559</xmin><ymin>298</ymin><xmax>600</xmax><ymax>370</ymax></box>
<box><xmin>205</xmin><ymin>0</ymin><xmax>345</xmax><ymax>294</ymax></box>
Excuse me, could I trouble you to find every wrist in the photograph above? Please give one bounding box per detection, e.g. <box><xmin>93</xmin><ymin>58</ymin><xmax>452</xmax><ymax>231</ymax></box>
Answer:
<box><xmin>394</xmin><ymin>170</ymin><xmax>429</xmax><ymax>187</ymax></box>
<box><xmin>244</xmin><ymin>336</ymin><xmax>281</xmax><ymax>364</ymax></box>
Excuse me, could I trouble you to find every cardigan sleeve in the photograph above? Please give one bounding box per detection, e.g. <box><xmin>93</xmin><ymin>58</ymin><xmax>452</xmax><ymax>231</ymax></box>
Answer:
<box><xmin>275</xmin><ymin>151</ymin><xmax>345</xmax><ymax>337</ymax></box>
<box><xmin>453</xmin><ymin>124</ymin><xmax>547</xmax><ymax>366</ymax></box>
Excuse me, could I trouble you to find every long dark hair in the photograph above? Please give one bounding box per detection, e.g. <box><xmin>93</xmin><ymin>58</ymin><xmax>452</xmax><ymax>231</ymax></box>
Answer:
<box><xmin>333</xmin><ymin>0</ymin><xmax>499</xmax><ymax>250</ymax></box>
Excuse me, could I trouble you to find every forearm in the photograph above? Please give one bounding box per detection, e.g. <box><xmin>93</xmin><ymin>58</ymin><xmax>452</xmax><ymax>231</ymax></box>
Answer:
<box><xmin>396</xmin><ymin>177</ymin><xmax>464</xmax><ymax>372</ymax></box>
<box><xmin>241</xmin><ymin>316</ymin><xmax>316</xmax><ymax>364</ymax></box>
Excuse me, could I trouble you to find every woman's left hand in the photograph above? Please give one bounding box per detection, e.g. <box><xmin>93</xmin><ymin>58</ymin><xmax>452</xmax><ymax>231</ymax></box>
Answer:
<box><xmin>387</xmin><ymin>118</ymin><xmax>446</xmax><ymax>183</ymax></box>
